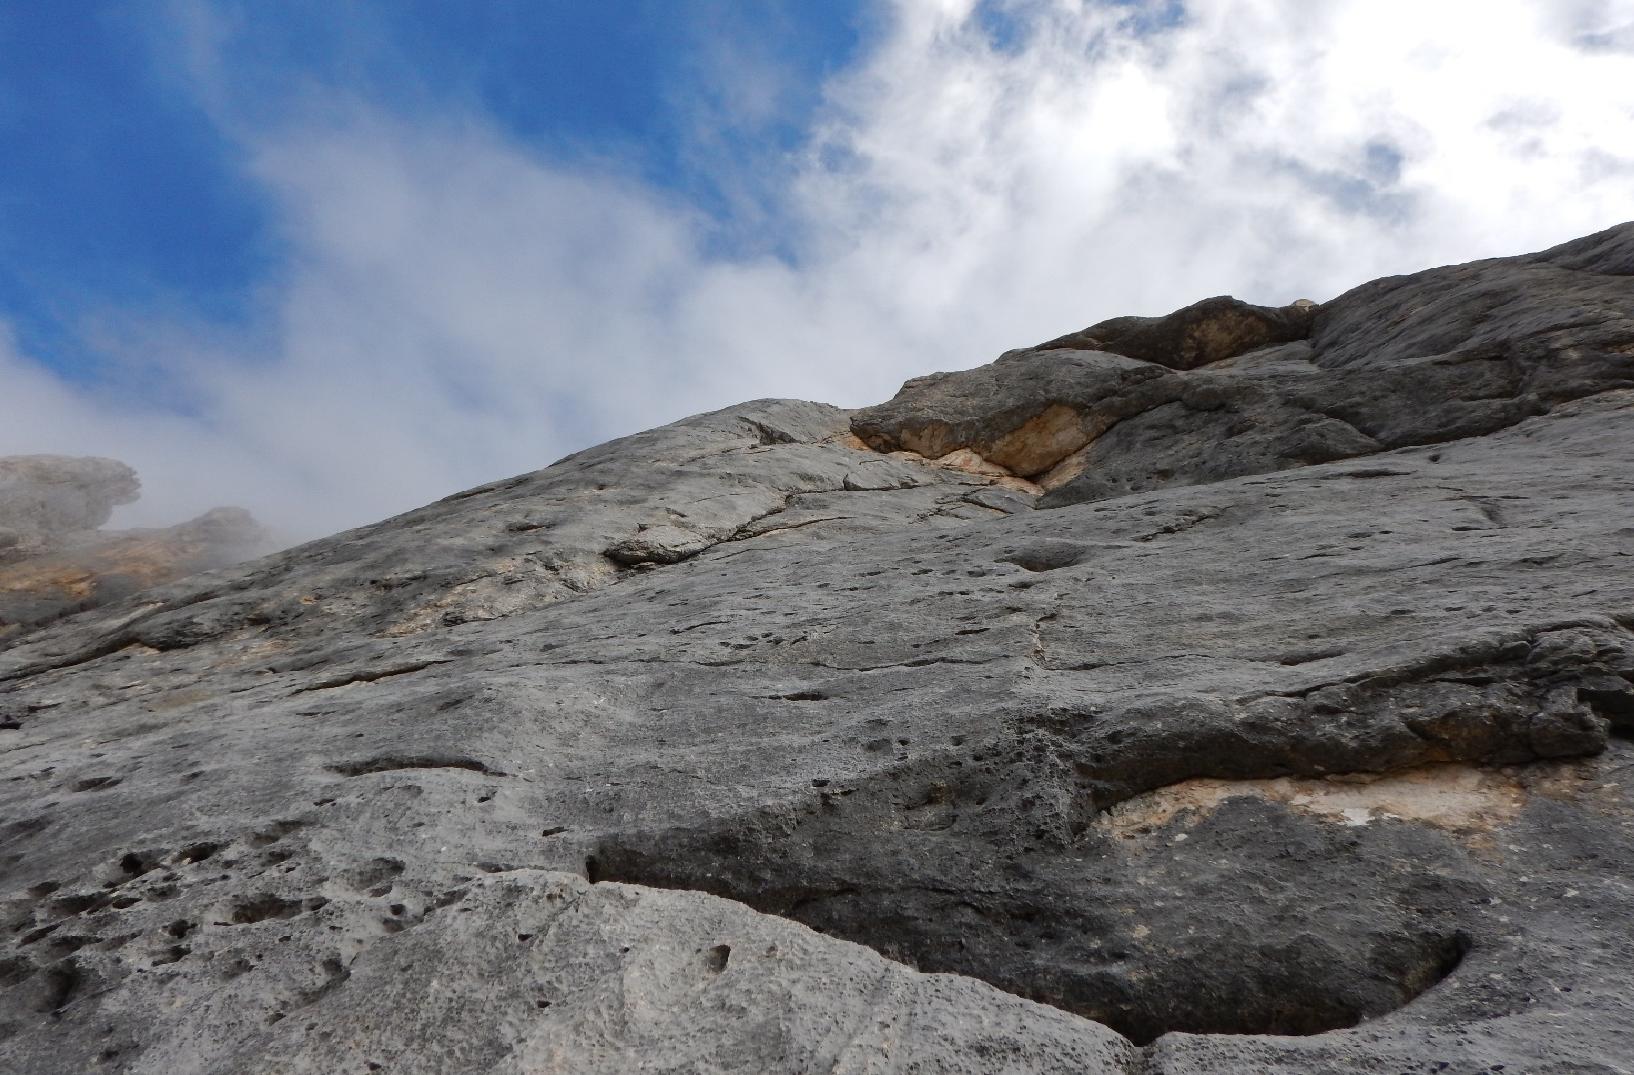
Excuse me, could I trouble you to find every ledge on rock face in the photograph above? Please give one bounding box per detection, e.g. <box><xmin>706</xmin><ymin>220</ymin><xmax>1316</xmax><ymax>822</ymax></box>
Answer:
<box><xmin>850</xmin><ymin>350</ymin><xmax>1172</xmax><ymax>481</ymax></box>
<box><xmin>850</xmin><ymin>223</ymin><xmax>1634</xmax><ymax>507</ymax></box>
<box><xmin>1033</xmin><ymin>295</ymin><xmax>1318</xmax><ymax>370</ymax></box>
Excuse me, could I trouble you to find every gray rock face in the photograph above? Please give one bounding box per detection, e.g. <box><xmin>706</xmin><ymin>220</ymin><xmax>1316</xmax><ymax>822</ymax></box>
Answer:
<box><xmin>3</xmin><ymin>225</ymin><xmax>1634</xmax><ymax>1074</ymax></box>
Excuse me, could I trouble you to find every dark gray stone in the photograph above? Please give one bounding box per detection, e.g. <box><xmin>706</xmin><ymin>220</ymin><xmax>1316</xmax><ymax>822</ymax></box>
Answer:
<box><xmin>1033</xmin><ymin>294</ymin><xmax>1317</xmax><ymax>370</ymax></box>
<box><xmin>851</xmin><ymin>223</ymin><xmax>1634</xmax><ymax>510</ymax></box>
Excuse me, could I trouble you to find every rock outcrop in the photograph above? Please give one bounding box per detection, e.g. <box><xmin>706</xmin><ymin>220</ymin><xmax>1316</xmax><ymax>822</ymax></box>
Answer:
<box><xmin>3</xmin><ymin>225</ymin><xmax>1633</xmax><ymax>1074</ymax></box>
<box><xmin>0</xmin><ymin>458</ymin><xmax>269</xmax><ymax>643</ymax></box>
<box><xmin>0</xmin><ymin>455</ymin><xmax>142</xmax><ymax>556</ymax></box>
<box><xmin>1031</xmin><ymin>294</ymin><xmax>1318</xmax><ymax>370</ymax></box>
<box><xmin>853</xmin><ymin>226</ymin><xmax>1634</xmax><ymax>504</ymax></box>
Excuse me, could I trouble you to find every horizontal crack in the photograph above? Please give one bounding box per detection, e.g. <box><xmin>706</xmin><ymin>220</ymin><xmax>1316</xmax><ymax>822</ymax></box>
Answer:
<box><xmin>295</xmin><ymin>659</ymin><xmax>451</xmax><ymax>692</ymax></box>
<box><xmin>326</xmin><ymin>755</ymin><xmax>507</xmax><ymax>777</ymax></box>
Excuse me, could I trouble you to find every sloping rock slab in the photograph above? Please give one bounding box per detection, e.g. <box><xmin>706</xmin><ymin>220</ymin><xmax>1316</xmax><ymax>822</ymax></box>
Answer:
<box><xmin>4</xmin><ymin>229</ymin><xmax>1634</xmax><ymax>1074</ymax></box>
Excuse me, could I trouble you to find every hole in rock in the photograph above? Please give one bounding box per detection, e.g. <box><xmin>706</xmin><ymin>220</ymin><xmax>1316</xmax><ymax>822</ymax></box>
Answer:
<box><xmin>327</xmin><ymin>755</ymin><xmax>505</xmax><ymax>778</ymax></box>
<box><xmin>996</xmin><ymin>540</ymin><xmax>1092</xmax><ymax>573</ymax></box>
<box><xmin>175</xmin><ymin>842</ymin><xmax>222</xmax><ymax>865</ymax></box>
<box><xmin>1579</xmin><ymin>683</ymin><xmax>1634</xmax><ymax>739</ymax></box>
<box><xmin>152</xmin><ymin>946</ymin><xmax>188</xmax><ymax>966</ymax></box>
<box><xmin>119</xmin><ymin>852</ymin><xmax>159</xmax><ymax>878</ymax></box>
<box><xmin>587</xmin><ymin>793</ymin><xmax>1480</xmax><ymax>1044</ymax></box>
<box><xmin>705</xmin><ymin>944</ymin><xmax>731</xmax><ymax>973</ymax></box>
<box><xmin>226</xmin><ymin>895</ymin><xmax>307</xmax><ymax>925</ymax></box>
<box><xmin>0</xmin><ymin>956</ymin><xmax>33</xmax><ymax>986</ymax></box>
<box><xmin>341</xmin><ymin>857</ymin><xmax>404</xmax><ymax>893</ymax></box>
<box><xmin>52</xmin><ymin>892</ymin><xmax>112</xmax><ymax>917</ymax></box>
<box><xmin>20</xmin><ymin>925</ymin><xmax>60</xmax><ymax>946</ymax></box>
<box><xmin>32</xmin><ymin>961</ymin><xmax>82</xmax><ymax>1015</ymax></box>
<box><xmin>43</xmin><ymin>935</ymin><xmax>96</xmax><ymax>959</ymax></box>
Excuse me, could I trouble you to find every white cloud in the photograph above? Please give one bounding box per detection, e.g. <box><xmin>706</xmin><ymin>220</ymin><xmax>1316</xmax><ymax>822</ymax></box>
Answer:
<box><xmin>4</xmin><ymin>0</ymin><xmax>1633</xmax><ymax>539</ymax></box>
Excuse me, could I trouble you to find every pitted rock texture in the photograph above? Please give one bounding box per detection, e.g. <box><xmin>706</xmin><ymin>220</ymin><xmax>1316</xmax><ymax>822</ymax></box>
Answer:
<box><xmin>3</xmin><ymin>225</ymin><xmax>1634</xmax><ymax>1074</ymax></box>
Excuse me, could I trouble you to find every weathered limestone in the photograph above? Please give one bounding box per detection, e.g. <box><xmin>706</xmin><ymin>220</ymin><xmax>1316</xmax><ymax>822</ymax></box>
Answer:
<box><xmin>3</xmin><ymin>225</ymin><xmax>1634</xmax><ymax>1073</ymax></box>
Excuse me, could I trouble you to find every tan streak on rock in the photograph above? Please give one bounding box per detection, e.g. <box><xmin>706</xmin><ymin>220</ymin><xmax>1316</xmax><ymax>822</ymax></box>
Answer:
<box><xmin>826</xmin><ymin>432</ymin><xmax>874</xmax><ymax>452</ymax></box>
<box><xmin>1098</xmin><ymin>764</ymin><xmax>1578</xmax><ymax>839</ymax></box>
<box><xmin>1038</xmin><ymin>445</ymin><xmax>1093</xmax><ymax>491</ymax></box>
<box><xmin>0</xmin><ymin>562</ymin><xmax>99</xmax><ymax>600</ymax></box>
<box><xmin>983</xmin><ymin>403</ymin><xmax>1090</xmax><ymax>477</ymax></box>
<box><xmin>1179</xmin><ymin>307</ymin><xmax>1279</xmax><ymax>368</ymax></box>
<box><xmin>883</xmin><ymin>448</ymin><xmax>1044</xmax><ymax>496</ymax></box>
<box><xmin>990</xmin><ymin>476</ymin><xmax>1046</xmax><ymax>496</ymax></box>
<box><xmin>931</xmin><ymin>448</ymin><xmax>1012</xmax><ymax>478</ymax></box>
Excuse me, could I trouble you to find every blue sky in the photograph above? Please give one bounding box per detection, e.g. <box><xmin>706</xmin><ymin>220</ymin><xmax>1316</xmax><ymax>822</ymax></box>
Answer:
<box><xmin>0</xmin><ymin>1</ymin><xmax>872</xmax><ymax>384</ymax></box>
<box><xmin>2</xmin><ymin>1</ymin><xmax>1632</xmax><ymax>539</ymax></box>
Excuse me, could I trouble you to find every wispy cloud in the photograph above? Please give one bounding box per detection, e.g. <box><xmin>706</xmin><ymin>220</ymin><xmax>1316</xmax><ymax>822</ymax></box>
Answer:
<box><xmin>4</xmin><ymin>0</ymin><xmax>1632</xmax><ymax>539</ymax></box>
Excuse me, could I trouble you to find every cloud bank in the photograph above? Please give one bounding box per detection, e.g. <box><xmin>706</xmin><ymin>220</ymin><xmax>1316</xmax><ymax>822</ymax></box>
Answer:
<box><xmin>4</xmin><ymin>0</ymin><xmax>1633</xmax><ymax>540</ymax></box>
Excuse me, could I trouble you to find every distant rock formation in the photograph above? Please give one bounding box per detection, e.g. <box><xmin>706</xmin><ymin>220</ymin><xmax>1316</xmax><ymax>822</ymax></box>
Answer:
<box><xmin>0</xmin><ymin>456</ymin><xmax>269</xmax><ymax>642</ymax></box>
<box><xmin>0</xmin><ymin>455</ymin><xmax>142</xmax><ymax>557</ymax></box>
<box><xmin>2</xmin><ymin>224</ymin><xmax>1632</xmax><ymax>1074</ymax></box>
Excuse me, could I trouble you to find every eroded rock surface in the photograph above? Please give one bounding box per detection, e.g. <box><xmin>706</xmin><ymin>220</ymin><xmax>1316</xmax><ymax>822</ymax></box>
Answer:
<box><xmin>3</xmin><ymin>226</ymin><xmax>1634</xmax><ymax>1073</ymax></box>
